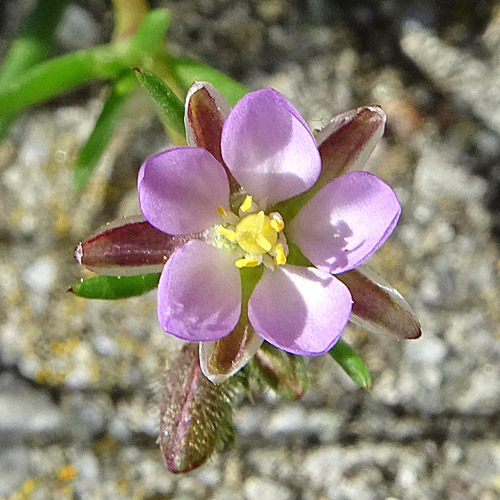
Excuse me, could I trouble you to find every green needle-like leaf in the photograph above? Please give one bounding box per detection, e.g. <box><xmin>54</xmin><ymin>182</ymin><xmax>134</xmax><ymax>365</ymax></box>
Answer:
<box><xmin>0</xmin><ymin>45</ymin><xmax>126</xmax><ymax>116</ymax></box>
<box><xmin>69</xmin><ymin>273</ymin><xmax>160</xmax><ymax>299</ymax></box>
<box><xmin>169</xmin><ymin>57</ymin><xmax>249</xmax><ymax>105</ymax></box>
<box><xmin>329</xmin><ymin>339</ymin><xmax>372</xmax><ymax>389</ymax></box>
<box><xmin>0</xmin><ymin>0</ymin><xmax>69</xmax><ymax>140</ymax></box>
<box><xmin>135</xmin><ymin>68</ymin><xmax>185</xmax><ymax>136</ymax></box>
<box><xmin>73</xmin><ymin>72</ymin><xmax>137</xmax><ymax>191</ymax></box>
<box><xmin>125</xmin><ymin>8</ymin><xmax>170</xmax><ymax>61</ymax></box>
<box><xmin>0</xmin><ymin>0</ymin><xmax>69</xmax><ymax>87</ymax></box>
<box><xmin>0</xmin><ymin>9</ymin><xmax>171</xmax><ymax>117</ymax></box>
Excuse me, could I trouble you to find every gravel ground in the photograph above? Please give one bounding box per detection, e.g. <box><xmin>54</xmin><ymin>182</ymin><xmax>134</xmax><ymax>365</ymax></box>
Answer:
<box><xmin>1</xmin><ymin>1</ymin><xmax>500</xmax><ymax>499</ymax></box>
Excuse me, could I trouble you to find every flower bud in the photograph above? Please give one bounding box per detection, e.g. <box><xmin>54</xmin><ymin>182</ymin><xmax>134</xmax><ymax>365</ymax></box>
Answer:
<box><xmin>159</xmin><ymin>343</ymin><xmax>238</xmax><ymax>474</ymax></box>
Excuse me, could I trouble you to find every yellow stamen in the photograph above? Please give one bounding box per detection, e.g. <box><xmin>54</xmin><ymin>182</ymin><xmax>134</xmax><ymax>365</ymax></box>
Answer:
<box><xmin>217</xmin><ymin>205</ymin><xmax>227</xmax><ymax>217</ymax></box>
<box><xmin>235</xmin><ymin>256</ymin><xmax>260</xmax><ymax>268</ymax></box>
<box><xmin>274</xmin><ymin>243</ymin><xmax>287</xmax><ymax>266</ymax></box>
<box><xmin>256</xmin><ymin>234</ymin><xmax>273</xmax><ymax>252</ymax></box>
<box><xmin>270</xmin><ymin>219</ymin><xmax>284</xmax><ymax>232</ymax></box>
<box><xmin>235</xmin><ymin>211</ymin><xmax>277</xmax><ymax>255</ymax></box>
<box><xmin>218</xmin><ymin>227</ymin><xmax>236</xmax><ymax>242</ymax></box>
<box><xmin>240</xmin><ymin>195</ymin><xmax>253</xmax><ymax>212</ymax></box>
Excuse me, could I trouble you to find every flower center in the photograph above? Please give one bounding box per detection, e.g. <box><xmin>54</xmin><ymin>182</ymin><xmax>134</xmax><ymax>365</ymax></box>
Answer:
<box><xmin>235</xmin><ymin>211</ymin><xmax>277</xmax><ymax>255</ymax></box>
<box><xmin>216</xmin><ymin>195</ymin><xmax>288</xmax><ymax>269</ymax></box>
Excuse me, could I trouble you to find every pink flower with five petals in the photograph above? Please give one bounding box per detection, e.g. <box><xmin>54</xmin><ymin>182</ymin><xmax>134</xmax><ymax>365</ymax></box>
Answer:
<box><xmin>137</xmin><ymin>83</ymin><xmax>401</xmax><ymax>375</ymax></box>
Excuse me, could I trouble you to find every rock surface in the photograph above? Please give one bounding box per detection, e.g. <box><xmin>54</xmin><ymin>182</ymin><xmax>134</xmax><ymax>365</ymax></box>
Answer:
<box><xmin>1</xmin><ymin>0</ymin><xmax>500</xmax><ymax>499</ymax></box>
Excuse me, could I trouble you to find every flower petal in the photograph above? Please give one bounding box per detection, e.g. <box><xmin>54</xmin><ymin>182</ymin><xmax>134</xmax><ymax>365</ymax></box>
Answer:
<box><xmin>337</xmin><ymin>265</ymin><xmax>422</xmax><ymax>340</ymax></box>
<box><xmin>199</xmin><ymin>322</ymin><xmax>263</xmax><ymax>384</ymax></box>
<box><xmin>248</xmin><ymin>265</ymin><xmax>352</xmax><ymax>356</ymax></box>
<box><xmin>138</xmin><ymin>147</ymin><xmax>229</xmax><ymax>235</ymax></box>
<box><xmin>158</xmin><ymin>241</ymin><xmax>241</xmax><ymax>342</ymax></box>
<box><xmin>289</xmin><ymin>171</ymin><xmax>401</xmax><ymax>274</ymax></box>
<box><xmin>221</xmin><ymin>89</ymin><xmax>321</xmax><ymax>205</ymax></box>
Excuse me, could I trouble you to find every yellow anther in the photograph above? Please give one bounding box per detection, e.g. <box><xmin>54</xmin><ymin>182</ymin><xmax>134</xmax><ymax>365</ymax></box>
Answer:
<box><xmin>240</xmin><ymin>195</ymin><xmax>253</xmax><ymax>213</ymax></box>
<box><xmin>270</xmin><ymin>219</ymin><xmax>284</xmax><ymax>232</ymax></box>
<box><xmin>235</xmin><ymin>211</ymin><xmax>277</xmax><ymax>255</ymax></box>
<box><xmin>218</xmin><ymin>227</ymin><xmax>236</xmax><ymax>242</ymax></box>
<box><xmin>274</xmin><ymin>244</ymin><xmax>287</xmax><ymax>266</ymax></box>
<box><xmin>256</xmin><ymin>234</ymin><xmax>273</xmax><ymax>252</ymax></box>
<box><xmin>217</xmin><ymin>205</ymin><xmax>227</xmax><ymax>217</ymax></box>
<box><xmin>235</xmin><ymin>256</ymin><xmax>260</xmax><ymax>268</ymax></box>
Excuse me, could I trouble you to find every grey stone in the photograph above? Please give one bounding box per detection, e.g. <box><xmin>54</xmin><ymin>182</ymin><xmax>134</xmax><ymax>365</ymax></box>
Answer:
<box><xmin>56</xmin><ymin>5</ymin><xmax>101</xmax><ymax>50</ymax></box>
<box><xmin>0</xmin><ymin>373</ymin><xmax>65</xmax><ymax>444</ymax></box>
<box><xmin>243</xmin><ymin>477</ymin><xmax>294</xmax><ymax>500</ymax></box>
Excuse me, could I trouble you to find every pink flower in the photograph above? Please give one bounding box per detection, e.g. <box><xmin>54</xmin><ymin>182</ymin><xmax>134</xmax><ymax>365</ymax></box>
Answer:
<box><xmin>137</xmin><ymin>83</ymin><xmax>401</xmax><ymax>372</ymax></box>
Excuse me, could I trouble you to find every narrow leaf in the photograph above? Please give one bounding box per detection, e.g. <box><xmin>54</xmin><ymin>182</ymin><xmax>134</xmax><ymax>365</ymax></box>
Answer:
<box><xmin>169</xmin><ymin>57</ymin><xmax>249</xmax><ymax>106</ymax></box>
<box><xmin>0</xmin><ymin>0</ymin><xmax>69</xmax><ymax>88</ymax></box>
<box><xmin>337</xmin><ymin>265</ymin><xmax>422</xmax><ymax>340</ymax></box>
<box><xmin>0</xmin><ymin>9</ymin><xmax>171</xmax><ymax>117</ymax></box>
<box><xmin>329</xmin><ymin>339</ymin><xmax>371</xmax><ymax>389</ymax></box>
<box><xmin>0</xmin><ymin>45</ymin><xmax>126</xmax><ymax>116</ymax></box>
<box><xmin>125</xmin><ymin>8</ymin><xmax>170</xmax><ymax>61</ymax></box>
<box><xmin>73</xmin><ymin>73</ymin><xmax>137</xmax><ymax>190</ymax></box>
<box><xmin>159</xmin><ymin>343</ymin><xmax>238</xmax><ymax>474</ymax></box>
<box><xmin>0</xmin><ymin>0</ymin><xmax>69</xmax><ymax>140</ymax></box>
<box><xmin>69</xmin><ymin>273</ymin><xmax>160</xmax><ymax>299</ymax></box>
<box><xmin>135</xmin><ymin>68</ymin><xmax>185</xmax><ymax>136</ymax></box>
<box><xmin>251</xmin><ymin>342</ymin><xmax>309</xmax><ymax>400</ymax></box>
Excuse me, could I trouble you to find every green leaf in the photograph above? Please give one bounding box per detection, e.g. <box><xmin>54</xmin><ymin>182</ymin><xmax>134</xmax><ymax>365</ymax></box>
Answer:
<box><xmin>169</xmin><ymin>57</ymin><xmax>249</xmax><ymax>105</ymax></box>
<box><xmin>0</xmin><ymin>0</ymin><xmax>69</xmax><ymax>89</ymax></box>
<box><xmin>69</xmin><ymin>273</ymin><xmax>160</xmax><ymax>299</ymax></box>
<box><xmin>0</xmin><ymin>46</ymin><xmax>126</xmax><ymax>117</ymax></box>
<box><xmin>125</xmin><ymin>8</ymin><xmax>170</xmax><ymax>61</ymax></box>
<box><xmin>73</xmin><ymin>72</ymin><xmax>137</xmax><ymax>191</ymax></box>
<box><xmin>329</xmin><ymin>339</ymin><xmax>371</xmax><ymax>389</ymax></box>
<box><xmin>135</xmin><ymin>68</ymin><xmax>185</xmax><ymax>136</ymax></box>
<box><xmin>0</xmin><ymin>0</ymin><xmax>69</xmax><ymax>140</ymax></box>
<box><xmin>0</xmin><ymin>9</ymin><xmax>171</xmax><ymax>118</ymax></box>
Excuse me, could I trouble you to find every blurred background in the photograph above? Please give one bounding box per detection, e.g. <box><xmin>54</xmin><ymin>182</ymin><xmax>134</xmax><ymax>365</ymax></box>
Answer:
<box><xmin>1</xmin><ymin>1</ymin><xmax>500</xmax><ymax>499</ymax></box>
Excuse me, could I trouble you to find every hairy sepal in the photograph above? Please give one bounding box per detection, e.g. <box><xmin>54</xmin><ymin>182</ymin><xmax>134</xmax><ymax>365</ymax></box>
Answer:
<box><xmin>337</xmin><ymin>265</ymin><xmax>422</xmax><ymax>340</ymax></box>
<box><xmin>159</xmin><ymin>343</ymin><xmax>239</xmax><ymax>474</ymax></box>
